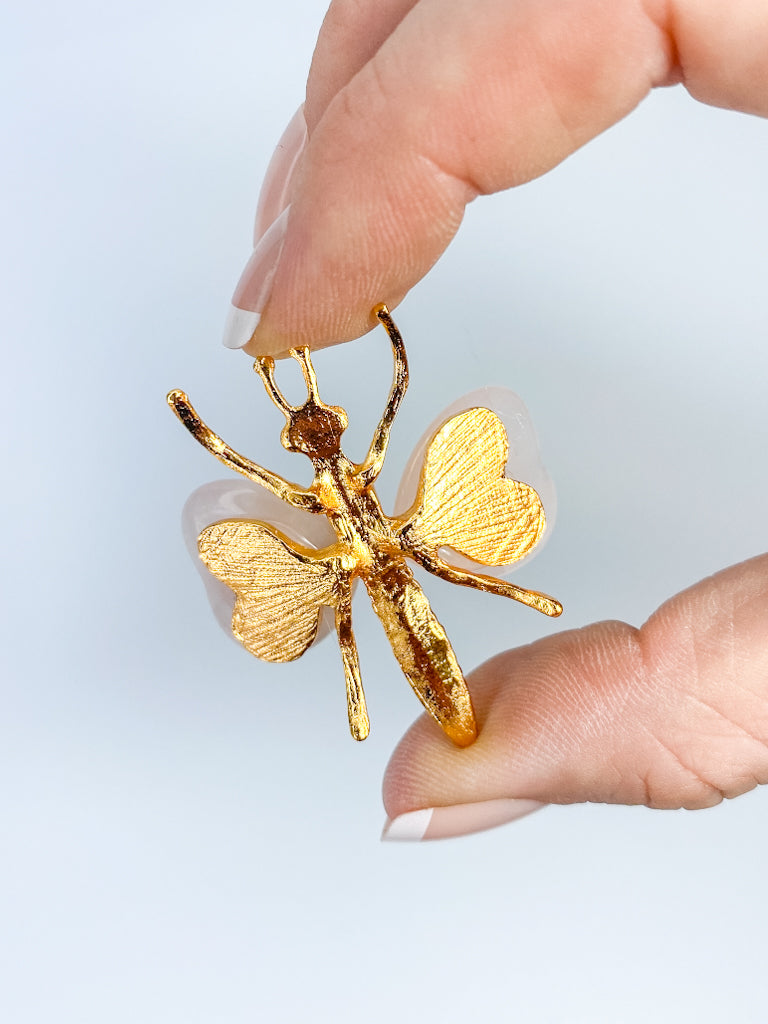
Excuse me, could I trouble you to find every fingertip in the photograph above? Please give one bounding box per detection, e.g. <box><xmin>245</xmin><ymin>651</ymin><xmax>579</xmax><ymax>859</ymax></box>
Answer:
<box><xmin>381</xmin><ymin>799</ymin><xmax>545</xmax><ymax>843</ymax></box>
<box><xmin>245</xmin><ymin>286</ymin><xmax>406</xmax><ymax>354</ymax></box>
<box><xmin>384</xmin><ymin>556</ymin><xmax>768</xmax><ymax>820</ymax></box>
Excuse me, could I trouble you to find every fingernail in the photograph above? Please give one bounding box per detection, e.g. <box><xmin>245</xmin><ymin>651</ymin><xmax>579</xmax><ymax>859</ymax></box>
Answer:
<box><xmin>381</xmin><ymin>799</ymin><xmax>545</xmax><ymax>842</ymax></box>
<box><xmin>253</xmin><ymin>105</ymin><xmax>307</xmax><ymax>245</ymax></box>
<box><xmin>222</xmin><ymin>204</ymin><xmax>290</xmax><ymax>350</ymax></box>
<box><xmin>222</xmin><ymin>107</ymin><xmax>306</xmax><ymax>351</ymax></box>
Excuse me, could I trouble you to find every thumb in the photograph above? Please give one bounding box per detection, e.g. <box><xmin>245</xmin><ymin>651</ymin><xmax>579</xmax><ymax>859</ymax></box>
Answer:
<box><xmin>382</xmin><ymin>553</ymin><xmax>768</xmax><ymax>841</ymax></box>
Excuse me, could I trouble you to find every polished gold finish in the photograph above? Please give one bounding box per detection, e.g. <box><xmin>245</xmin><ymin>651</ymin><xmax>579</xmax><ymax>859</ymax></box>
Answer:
<box><xmin>167</xmin><ymin>306</ymin><xmax>562</xmax><ymax>745</ymax></box>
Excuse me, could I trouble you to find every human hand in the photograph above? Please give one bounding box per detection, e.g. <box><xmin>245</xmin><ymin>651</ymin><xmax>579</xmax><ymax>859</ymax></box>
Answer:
<box><xmin>223</xmin><ymin>0</ymin><xmax>768</xmax><ymax>840</ymax></box>
<box><xmin>224</xmin><ymin>0</ymin><xmax>768</xmax><ymax>355</ymax></box>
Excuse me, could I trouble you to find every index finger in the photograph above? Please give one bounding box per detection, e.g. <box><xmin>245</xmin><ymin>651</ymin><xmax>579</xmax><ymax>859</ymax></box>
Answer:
<box><xmin>231</xmin><ymin>0</ymin><xmax>768</xmax><ymax>354</ymax></box>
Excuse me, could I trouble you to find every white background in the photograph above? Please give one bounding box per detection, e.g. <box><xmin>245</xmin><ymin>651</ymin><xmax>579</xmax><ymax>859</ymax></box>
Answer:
<box><xmin>2</xmin><ymin>2</ymin><xmax>767</xmax><ymax>1021</ymax></box>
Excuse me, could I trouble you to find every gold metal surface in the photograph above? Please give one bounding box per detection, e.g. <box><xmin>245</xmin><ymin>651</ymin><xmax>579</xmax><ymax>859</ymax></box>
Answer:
<box><xmin>167</xmin><ymin>306</ymin><xmax>562</xmax><ymax>745</ymax></box>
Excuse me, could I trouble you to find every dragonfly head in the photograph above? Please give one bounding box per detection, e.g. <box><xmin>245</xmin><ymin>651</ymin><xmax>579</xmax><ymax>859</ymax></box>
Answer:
<box><xmin>255</xmin><ymin>347</ymin><xmax>348</xmax><ymax>459</ymax></box>
<box><xmin>280</xmin><ymin>400</ymin><xmax>348</xmax><ymax>458</ymax></box>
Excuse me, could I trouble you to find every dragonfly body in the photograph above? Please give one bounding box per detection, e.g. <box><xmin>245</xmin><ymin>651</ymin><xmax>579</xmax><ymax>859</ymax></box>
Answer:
<box><xmin>314</xmin><ymin>454</ymin><xmax>396</xmax><ymax>570</ymax></box>
<box><xmin>284</xmin><ymin>435</ymin><xmax>475</xmax><ymax>744</ymax></box>
<box><xmin>168</xmin><ymin>306</ymin><xmax>561</xmax><ymax>745</ymax></box>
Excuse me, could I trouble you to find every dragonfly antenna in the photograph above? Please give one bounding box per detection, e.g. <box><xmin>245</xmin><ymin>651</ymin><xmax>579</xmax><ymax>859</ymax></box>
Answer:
<box><xmin>290</xmin><ymin>347</ymin><xmax>321</xmax><ymax>402</ymax></box>
<box><xmin>254</xmin><ymin>356</ymin><xmax>296</xmax><ymax>418</ymax></box>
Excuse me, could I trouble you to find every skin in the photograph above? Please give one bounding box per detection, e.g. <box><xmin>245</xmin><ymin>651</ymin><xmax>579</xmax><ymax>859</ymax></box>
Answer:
<box><xmin>244</xmin><ymin>0</ymin><xmax>768</xmax><ymax>821</ymax></box>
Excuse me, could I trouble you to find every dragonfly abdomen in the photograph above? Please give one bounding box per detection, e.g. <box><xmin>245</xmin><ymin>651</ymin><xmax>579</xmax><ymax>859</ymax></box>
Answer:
<box><xmin>363</xmin><ymin>557</ymin><xmax>477</xmax><ymax>746</ymax></box>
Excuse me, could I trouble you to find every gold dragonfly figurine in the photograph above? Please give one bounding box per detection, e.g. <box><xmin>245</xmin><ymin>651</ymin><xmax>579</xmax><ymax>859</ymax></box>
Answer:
<box><xmin>167</xmin><ymin>305</ymin><xmax>562</xmax><ymax>746</ymax></box>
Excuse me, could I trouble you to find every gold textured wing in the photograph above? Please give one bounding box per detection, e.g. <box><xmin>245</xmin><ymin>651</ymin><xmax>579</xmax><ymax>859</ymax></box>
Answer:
<box><xmin>404</xmin><ymin>408</ymin><xmax>546</xmax><ymax>565</ymax></box>
<box><xmin>198</xmin><ymin>520</ymin><xmax>341</xmax><ymax>662</ymax></box>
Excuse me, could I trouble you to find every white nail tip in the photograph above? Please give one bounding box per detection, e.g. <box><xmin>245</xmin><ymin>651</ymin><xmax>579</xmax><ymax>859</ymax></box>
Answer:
<box><xmin>381</xmin><ymin>808</ymin><xmax>434</xmax><ymax>842</ymax></box>
<box><xmin>382</xmin><ymin>799</ymin><xmax>545</xmax><ymax>843</ymax></box>
<box><xmin>222</xmin><ymin>304</ymin><xmax>262</xmax><ymax>350</ymax></box>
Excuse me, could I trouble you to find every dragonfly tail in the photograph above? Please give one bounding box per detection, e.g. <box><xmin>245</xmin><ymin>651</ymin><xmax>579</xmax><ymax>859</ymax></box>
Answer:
<box><xmin>366</xmin><ymin>564</ymin><xmax>477</xmax><ymax>747</ymax></box>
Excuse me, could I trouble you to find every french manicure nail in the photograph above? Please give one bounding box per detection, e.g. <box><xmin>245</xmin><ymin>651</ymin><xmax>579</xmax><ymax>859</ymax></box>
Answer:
<box><xmin>253</xmin><ymin>105</ymin><xmax>307</xmax><ymax>245</ymax></box>
<box><xmin>222</xmin><ymin>204</ymin><xmax>290</xmax><ymax>350</ymax></box>
<box><xmin>381</xmin><ymin>798</ymin><xmax>545</xmax><ymax>842</ymax></box>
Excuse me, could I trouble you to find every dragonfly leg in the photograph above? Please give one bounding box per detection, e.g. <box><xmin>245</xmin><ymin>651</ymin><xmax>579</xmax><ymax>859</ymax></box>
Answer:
<box><xmin>334</xmin><ymin>584</ymin><xmax>370</xmax><ymax>741</ymax></box>
<box><xmin>411</xmin><ymin>547</ymin><xmax>563</xmax><ymax>618</ymax></box>
<box><xmin>357</xmin><ymin>305</ymin><xmax>409</xmax><ymax>487</ymax></box>
<box><xmin>166</xmin><ymin>389</ymin><xmax>323</xmax><ymax>512</ymax></box>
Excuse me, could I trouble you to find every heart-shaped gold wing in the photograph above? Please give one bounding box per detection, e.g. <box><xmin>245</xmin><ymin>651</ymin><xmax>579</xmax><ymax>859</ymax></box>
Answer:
<box><xmin>198</xmin><ymin>520</ymin><xmax>342</xmax><ymax>662</ymax></box>
<box><xmin>403</xmin><ymin>407</ymin><xmax>546</xmax><ymax>565</ymax></box>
